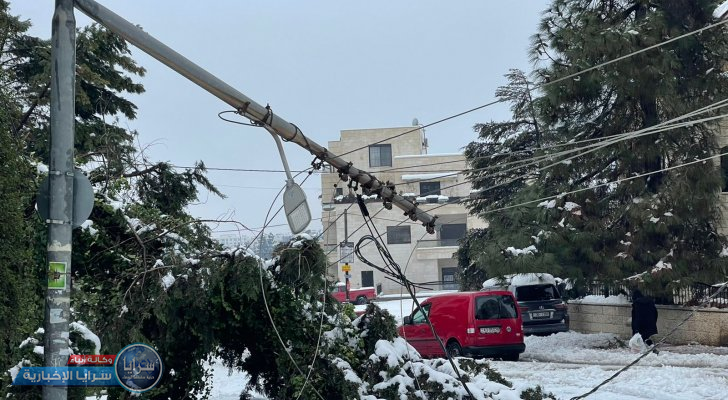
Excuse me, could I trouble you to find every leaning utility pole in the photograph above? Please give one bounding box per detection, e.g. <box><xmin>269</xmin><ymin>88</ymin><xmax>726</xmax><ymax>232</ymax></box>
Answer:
<box><xmin>72</xmin><ymin>0</ymin><xmax>439</xmax><ymax>233</ymax></box>
<box><xmin>45</xmin><ymin>1</ymin><xmax>76</xmax><ymax>399</ymax></box>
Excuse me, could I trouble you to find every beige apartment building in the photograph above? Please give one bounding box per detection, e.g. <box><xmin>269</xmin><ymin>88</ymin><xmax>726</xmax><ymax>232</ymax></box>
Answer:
<box><xmin>320</xmin><ymin>126</ymin><xmax>486</xmax><ymax>295</ymax></box>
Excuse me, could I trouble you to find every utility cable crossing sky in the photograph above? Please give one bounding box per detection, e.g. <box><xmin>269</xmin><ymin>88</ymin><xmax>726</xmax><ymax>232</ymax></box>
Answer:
<box><xmin>72</xmin><ymin>0</ymin><xmax>439</xmax><ymax>233</ymax></box>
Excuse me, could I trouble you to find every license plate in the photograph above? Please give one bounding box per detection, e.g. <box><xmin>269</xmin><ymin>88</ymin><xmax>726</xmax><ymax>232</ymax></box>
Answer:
<box><xmin>531</xmin><ymin>311</ymin><xmax>550</xmax><ymax>318</ymax></box>
<box><xmin>480</xmin><ymin>326</ymin><xmax>501</xmax><ymax>334</ymax></box>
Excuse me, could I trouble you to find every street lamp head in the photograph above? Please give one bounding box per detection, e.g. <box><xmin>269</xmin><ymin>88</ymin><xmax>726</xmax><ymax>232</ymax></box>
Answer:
<box><xmin>284</xmin><ymin>181</ymin><xmax>311</xmax><ymax>234</ymax></box>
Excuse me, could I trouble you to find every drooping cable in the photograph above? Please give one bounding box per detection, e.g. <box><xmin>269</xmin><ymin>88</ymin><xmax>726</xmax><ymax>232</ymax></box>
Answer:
<box><xmin>249</xmin><ymin>169</ymin><xmax>326</xmax><ymax>400</ymax></box>
<box><xmin>353</xmin><ymin>195</ymin><xmax>477</xmax><ymax>398</ymax></box>
<box><xmin>570</xmin><ymin>281</ymin><xmax>728</xmax><ymax>400</ymax></box>
<box><xmin>335</xmin><ymin>18</ymin><xmax>728</xmax><ymax>159</ymax></box>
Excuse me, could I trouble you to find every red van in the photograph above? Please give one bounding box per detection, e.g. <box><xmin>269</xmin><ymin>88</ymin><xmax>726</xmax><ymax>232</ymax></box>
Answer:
<box><xmin>397</xmin><ymin>291</ymin><xmax>525</xmax><ymax>361</ymax></box>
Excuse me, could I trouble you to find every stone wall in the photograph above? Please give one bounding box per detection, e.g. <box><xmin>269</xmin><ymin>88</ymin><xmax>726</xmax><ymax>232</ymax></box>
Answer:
<box><xmin>567</xmin><ymin>303</ymin><xmax>728</xmax><ymax>346</ymax></box>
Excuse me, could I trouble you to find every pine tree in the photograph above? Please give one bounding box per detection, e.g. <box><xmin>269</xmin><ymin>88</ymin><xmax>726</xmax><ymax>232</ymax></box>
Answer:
<box><xmin>0</xmin><ymin>2</ymin><xmax>46</xmax><ymax>393</ymax></box>
<box><xmin>462</xmin><ymin>0</ymin><xmax>728</xmax><ymax>295</ymax></box>
<box><xmin>1</xmin><ymin>4</ymin><xmax>225</xmax><ymax>397</ymax></box>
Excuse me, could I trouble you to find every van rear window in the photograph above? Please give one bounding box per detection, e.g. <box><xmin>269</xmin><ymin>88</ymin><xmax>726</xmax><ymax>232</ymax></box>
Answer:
<box><xmin>475</xmin><ymin>295</ymin><xmax>517</xmax><ymax>320</ymax></box>
<box><xmin>515</xmin><ymin>284</ymin><xmax>559</xmax><ymax>301</ymax></box>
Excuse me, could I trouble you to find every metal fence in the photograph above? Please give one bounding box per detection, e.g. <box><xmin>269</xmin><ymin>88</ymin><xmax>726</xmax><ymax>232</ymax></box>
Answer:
<box><xmin>580</xmin><ymin>282</ymin><xmax>728</xmax><ymax>308</ymax></box>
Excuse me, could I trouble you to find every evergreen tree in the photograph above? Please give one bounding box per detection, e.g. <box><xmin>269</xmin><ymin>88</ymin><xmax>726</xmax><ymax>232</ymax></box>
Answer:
<box><xmin>1</xmin><ymin>4</ymin><xmax>223</xmax><ymax>398</ymax></box>
<box><xmin>0</xmin><ymin>2</ymin><xmax>46</xmax><ymax>393</ymax></box>
<box><xmin>462</xmin><ymin>0</ymin><xmax>728</xmax><ymax>295</ymax></box>
<box><xmin>0</xmin><ymin>5</ymin><xmax>554</xmax><ymax>400</ymax></box>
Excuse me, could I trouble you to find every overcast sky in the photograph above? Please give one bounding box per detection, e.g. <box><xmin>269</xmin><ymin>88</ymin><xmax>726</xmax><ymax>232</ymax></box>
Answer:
<box><xmin>10</xmin><ymin>1</ymin><xmax>547</xmax><ymax>237</ymax></box>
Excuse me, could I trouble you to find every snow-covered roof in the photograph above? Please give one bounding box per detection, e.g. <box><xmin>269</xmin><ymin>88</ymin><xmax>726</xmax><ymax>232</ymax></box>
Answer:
<box><xmin>482</xmin><ymin>273</ymin><xmax>557</xmax><ymax>288</ymax></box>
<box><xmin>401</xmin><ymin>171</ymin><xmax>459</xmax><ymax>181</ymax></box>
<box><xmin>715</xmin><ymin>1</ymin><xmax>728</xmax><ymax>19</ymax></box>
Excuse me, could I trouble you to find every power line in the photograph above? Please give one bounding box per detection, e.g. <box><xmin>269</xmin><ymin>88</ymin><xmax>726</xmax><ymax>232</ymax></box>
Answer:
<box><xmin>217</xmin><ymin>184</ymin><xmax>321</xmax><ymax>191</ymax></box>
<box><xmin>353</xmin><ymin>199</ymin><xmax>476</xmax><ymax>398</ymax></box>
<box><xmin>427</xmin><ymin>106</ymin><xmax>728</xmax><ymax>200</ymax></box>
<box><xmin>336</xmin><ymin>99</ymin><xmax>504</xmax><ymax>159</ymax></box>
<box><xmin>419</xmin><ymin>148</ymin><xmax>728</xmax><ymax>221</ymax></box>
<box><xmin>570</xmin><ymin>282</ymin><xmax>728</xmax><ymax>400</ymax></box>
<box><xmin>170</xmin><ymin>164</ymin><xmax>316</xmax><ymax>173</ymax></box>
<box><xmin>333</xmin><ymin>17</ymin><xmax>728</xmax><ymax>160</ymax></box>
<box><xmin>320</xmin><ymin>139</ymin><xmax>728</xmax><ymax>286</ymax></box>
<box><xmin>228</xmin><ymin>18</ymin><xmax>728</xmax><ymax>289</ymax></box>
<box><xmin>318</xmin><ymin>103</ymin><xmax>727</xmax><ymax>197</ymax></box>
<box><xmin>214</xmin><ymin>100</ymin><xmax>728</xmax><ymax>268</ymax></box>
<box><xmin>210</xmin><ymin>217</ymin><xmax>324</xmax><ymax>234</ymax></box>
<box><xmin>228</xmin><ymin>168</ymin><xmax>326</xmax><ymax>400</ymax></box>
<box><xmin>352</xmin><ymin>110</ymin><xmax>727</xmax><ymax>204</ymax></box>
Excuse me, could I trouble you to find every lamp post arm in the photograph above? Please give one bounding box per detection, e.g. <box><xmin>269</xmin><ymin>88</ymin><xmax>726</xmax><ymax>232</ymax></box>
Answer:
<box><xmin>73</xmin><ymin>0</ymin><xmax>438</xmax><ymax>233</ymax></box>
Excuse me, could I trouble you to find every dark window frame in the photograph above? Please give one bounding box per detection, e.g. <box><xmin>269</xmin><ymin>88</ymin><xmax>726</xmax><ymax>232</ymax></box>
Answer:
<box><xmin>419</xmin><ymin>181</ymin><xmax>441</xmax><ymax>196</ymax></box>
<box><xmin>515</xmin><ymin>284</ymin><xmax>559</xmax><ymax>302</ymax></box>
<box><xmin>475</xmin><ymin>295</ymin><xmax>518</xmax><ymax>320</ymax></box>
<box><xmin>387</xmin><ymin>225</ymin><xmax>411</xmax><ymax>244</ymax></box>
<box><xmin>361</xmin><ymin>270</ymin><xmax>374</xmax><ymax>287</ymax></box>
<box><xmin>440</xmin><ymin>223</ymin><xmax>467</xmax><ymax>243</ymax></box>
<box><xmin>369</xmin><ymin>144</ymin><xmax>393</xmax><ymax>167</ymax></box>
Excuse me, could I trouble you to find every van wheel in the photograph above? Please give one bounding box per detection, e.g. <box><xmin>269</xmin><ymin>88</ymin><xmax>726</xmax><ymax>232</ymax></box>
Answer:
<box><xmin>502</xmin><ymin>353</ymin><xmax>519</xmax><ymax>361</ymax></box>
<box><xmin>355</xmin><ymin>295</ymin><xmax>367</xmax><ymax>305</ymax></box>
<box><xmin>446</xmin><ymin>341</ymin><xmax>463</xmax><ymax>358</ymax></box>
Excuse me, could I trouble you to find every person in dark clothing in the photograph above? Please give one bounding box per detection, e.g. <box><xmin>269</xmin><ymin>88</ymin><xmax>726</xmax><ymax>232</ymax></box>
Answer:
<box><xmin>631</xmin><ymin>289</ymin><xmax>658</xmax><ymax>346</ymax></box>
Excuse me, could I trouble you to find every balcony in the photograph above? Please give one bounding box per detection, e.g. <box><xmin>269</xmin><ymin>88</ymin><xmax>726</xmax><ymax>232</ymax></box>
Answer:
<box><xmin>415</xmin><ymin>238</ymin><xmax>460</xmax><ymax>261</ymax></box>
<box><xmin>417</xmin><ymin>238</ymin><xmax>461</xmax><ymax>248</ymax></box>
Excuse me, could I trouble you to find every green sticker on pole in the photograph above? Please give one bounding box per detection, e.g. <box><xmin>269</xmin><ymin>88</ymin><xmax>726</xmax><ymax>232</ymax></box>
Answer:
<box><xmin>48</xmin><ymin>262</ymin><xmax>67</xmax><ymax>289</ymax></box>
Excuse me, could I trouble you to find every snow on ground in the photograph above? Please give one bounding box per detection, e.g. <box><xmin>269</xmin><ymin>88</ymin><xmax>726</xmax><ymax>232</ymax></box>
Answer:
<box><xmin>90</xmin><ymin>296</ymin><xmax>728</xmax><ymax>399</ymax></box>
<box><xmin>201</xmin><ymin>359</ymin><xmax>265</xmax><ymax>400</ymax></box>
<box><xmin>571</xmin><ymin>294</ymin><xmax>630</xmax><ymax>304</ymax></box>
<box><xmin>360</xmin><ymin>290</ymin><xmax>457</xmax><ymax>323</ymax></box>
<box><xmin>359</xmin><ymin>297</ymin><xmax>728</xmax><ymax>400</ymax></box>
<box><xmin>494</xmin><ymin>331</ymin><xmax>728</xmax><ymax>400</ymax></box>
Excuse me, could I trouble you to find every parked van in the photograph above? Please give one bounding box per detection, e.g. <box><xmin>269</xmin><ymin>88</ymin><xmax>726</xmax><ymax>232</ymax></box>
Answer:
<box><xmin>483</xmin><ymin>273</ymin><xmax>569</xmax><ymax>335</ymax></box>
<box><xmin>397</xmin><ymin>291</ymin><xmax>525</xmax><ymax>361</ymax></box>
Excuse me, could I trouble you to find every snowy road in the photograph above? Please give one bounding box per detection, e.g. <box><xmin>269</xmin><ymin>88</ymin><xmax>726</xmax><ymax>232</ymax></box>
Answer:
<box><xmin>485</xmin><ymin>331</ymin><xmax>728</xmax><ymax>400</ymax></box>
<box><xmin>201</xmin><ymin>297</ymin><xmax>728</xmax><ymax>400</ymax></box>
<box><xmin>204</xmin><ymin>331</ymin><xmax>728</xmax><ymax>400</ymax></box>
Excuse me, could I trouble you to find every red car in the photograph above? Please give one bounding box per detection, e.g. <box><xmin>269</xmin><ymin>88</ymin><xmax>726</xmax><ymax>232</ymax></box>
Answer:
<box><xmin>398</xmin><ymin>291</ymin><xmax>525</xmax><ymax>361</ymax></box>
<box><xmin>330</xmin><ymin>282</ymin><xmax>377</xmax><ymax>305</ymax></box>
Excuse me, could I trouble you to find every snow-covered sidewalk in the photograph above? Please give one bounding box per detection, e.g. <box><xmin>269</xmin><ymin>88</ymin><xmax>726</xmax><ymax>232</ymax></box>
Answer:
<box><xmin>493</xmin><ymin>331</ymin><xmax>728</xmax><ymax>400</ymax></box>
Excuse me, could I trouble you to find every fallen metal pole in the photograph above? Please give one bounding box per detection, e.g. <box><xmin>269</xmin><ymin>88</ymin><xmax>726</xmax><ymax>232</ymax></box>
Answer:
<box><xmin>73</xmin><ymin>0</ymin><xmax>438</xmax><ymax>232</ymax></box>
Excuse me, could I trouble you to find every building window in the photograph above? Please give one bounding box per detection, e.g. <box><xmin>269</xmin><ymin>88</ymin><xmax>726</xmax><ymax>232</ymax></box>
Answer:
<box><xmin>369</xmin><ymin>144</ymin><xmax>392</xmax><ymax>167</ymax></box>
<box><xmin>441</xmin><ymin>267</ymin><xmax>458</xmax><ymax>290</ymax></box>
<box><xmin>419</xmin><ymin>181</ymin><xmax>441</xmax><ymax>196</ymax></box>
<box><xmin>387</xmin><ymin>226</ymin><xmax>411</xmax><ymax>244</ymax></box>
<box><xmin>361</xmin><ymin>271</ymin><xmax>374</xmax><ymax>287</ymax></box>
<box><xmin>334</xmin><ymin>187</ymin><xmax>344</xmax><ymax>196</ymax></box>
<box><xmin>440</xmin><ymin>223</ymin><xmax>466</xmax><ymax>246</ymax></box>
<box><xmin>722</xmin><ymin>147</ymin><xmax>728</xmax><ymax>192</ymax></box>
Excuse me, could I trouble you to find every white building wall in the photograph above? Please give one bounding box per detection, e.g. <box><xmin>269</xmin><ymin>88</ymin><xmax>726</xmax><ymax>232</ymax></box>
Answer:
<box><xmin>321</xmin><ymin>126</ymin><xmax>485</xmax><ymax>295</ymax></box>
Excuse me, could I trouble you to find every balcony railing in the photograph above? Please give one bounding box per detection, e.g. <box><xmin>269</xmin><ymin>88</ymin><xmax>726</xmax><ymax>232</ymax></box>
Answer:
<box><xmin>417</xmin><ymin>238</ymin><xmax>461</xmax><ymax>248</ymax></box>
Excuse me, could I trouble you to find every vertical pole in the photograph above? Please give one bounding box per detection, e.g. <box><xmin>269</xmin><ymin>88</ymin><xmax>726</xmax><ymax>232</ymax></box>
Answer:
<box><xmin>344</xmin><ymin>209</ymin><xmax>349</xmax><ymax>303</ymax></box>
<box><xmin>45</xmin><ymin>1</ymin><xmax>75</xmax><ymax>399</ymax></box>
